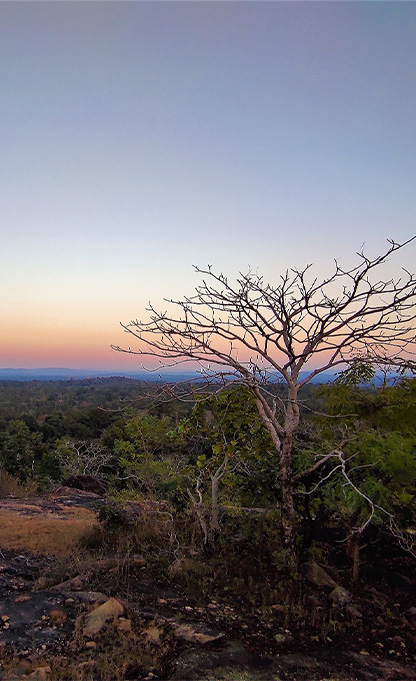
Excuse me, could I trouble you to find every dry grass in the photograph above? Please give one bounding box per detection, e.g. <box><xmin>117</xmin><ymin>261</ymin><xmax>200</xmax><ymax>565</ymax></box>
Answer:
<box><xmin>0</xmin><ymin>506</ymin><xmax>99</xmax><ymax>557</ymax></box>
<box><xmin>0</xmin><ymin>470</ymin><xmax>38</xmax><ymax>498</ymax></box>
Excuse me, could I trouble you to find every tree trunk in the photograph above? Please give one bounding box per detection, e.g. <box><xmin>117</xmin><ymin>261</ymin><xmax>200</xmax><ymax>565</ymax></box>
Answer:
<box><xmin>347</xmin><ymin>530</ymin><xmax>362</xmax><ymax>582</ymax></box>
<box><xmin>280</xmin><ymin>434</ymin><xmax>297</xmax><ymax>572</ymax></box>
<box><xmin>210</xmin><ymin>456</ymin><xmax>228</xmax><ymax>542</ymax></box>
<box><xmin>211</xmin><ymin>473</ymin><xmax>220</xmax><ymax>534</ymax></box>
<box><xmin>253</xmin><ymin>382</ymin><xmax>299</xmax><ymax>571</ymax></box>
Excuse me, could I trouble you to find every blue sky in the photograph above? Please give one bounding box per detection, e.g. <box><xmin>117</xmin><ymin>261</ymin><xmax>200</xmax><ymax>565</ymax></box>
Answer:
<box><xmin>1</xmin><ymin>1</ymin><xmax>415</xmax><ymax>369</ymax></box>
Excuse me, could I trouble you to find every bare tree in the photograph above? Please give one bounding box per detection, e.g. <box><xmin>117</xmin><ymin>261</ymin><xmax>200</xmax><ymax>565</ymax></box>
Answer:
<box><xmin>112</xmin><ymin>238</ymin><xmax>416</xmax><ymax>568</ymax></box>
<box><xmin>56</xmin><ymin>439</ymin><xmax>112</xmax><ymax>479</ymax></box>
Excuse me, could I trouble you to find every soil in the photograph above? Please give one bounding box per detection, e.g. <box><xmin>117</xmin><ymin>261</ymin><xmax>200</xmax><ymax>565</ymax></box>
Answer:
<box><xmin>0</xmin><ymin>491</ymin><xmax>415</xmax><ymax>680</ymax></box>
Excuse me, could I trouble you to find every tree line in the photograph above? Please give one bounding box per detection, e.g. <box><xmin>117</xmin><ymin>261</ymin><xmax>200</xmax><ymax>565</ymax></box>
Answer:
<box><xmin>0</xmin><ymin>373</ymin><xmax>415</xmax><ymax>576</ymax></box>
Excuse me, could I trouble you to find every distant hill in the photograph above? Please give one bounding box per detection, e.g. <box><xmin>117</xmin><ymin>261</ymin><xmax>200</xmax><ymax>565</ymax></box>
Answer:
<box><xmin>0</xmin><ymin>367</ymin><xmax>337</xmax><ymax>383</ymax></box>
<box><xmin>0</xmin><ymin>368</ymin><xmax>198</xmax><ymax>382</ymax></box>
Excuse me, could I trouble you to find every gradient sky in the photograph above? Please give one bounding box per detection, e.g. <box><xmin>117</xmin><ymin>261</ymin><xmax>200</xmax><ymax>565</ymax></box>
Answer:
<box><xmin>1</xmin><ymin>1</ymin><xmax>415</xmax><ymax>371</ymax></box>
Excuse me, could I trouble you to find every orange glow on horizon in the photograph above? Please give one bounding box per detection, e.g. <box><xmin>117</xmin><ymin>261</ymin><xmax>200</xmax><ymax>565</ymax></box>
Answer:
<box><xmin>1</xmin><ymin>315</ymin><xmax>339</xmax><ymax>372</ymax></box>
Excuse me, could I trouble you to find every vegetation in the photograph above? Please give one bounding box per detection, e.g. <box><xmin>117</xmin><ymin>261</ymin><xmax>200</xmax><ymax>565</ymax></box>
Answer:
<box><xmin>1</xmin><ymin>237</ymin><xmax>416</xmax><ymax>676</ymax></box>
<box><xmin>0</xmin><ymin>373</ymin><xmax>415</xmax><ymax>564</ymax></box>
<box><xmin>0</xmin><ymin>372</ymin><xmax>415</xmax><ymax>678</ymax></box>
<box><xmin>113</xmin><ymin>238</ymin><xmax>416</xmax><ymax>569</ymax></box>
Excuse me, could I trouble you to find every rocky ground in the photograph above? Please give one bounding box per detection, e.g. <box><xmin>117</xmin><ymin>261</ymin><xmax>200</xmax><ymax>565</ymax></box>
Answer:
<box><xmin>0</xmin><ymin>490</ymin><xmax>415</xmax><ymax>680</ymax></box>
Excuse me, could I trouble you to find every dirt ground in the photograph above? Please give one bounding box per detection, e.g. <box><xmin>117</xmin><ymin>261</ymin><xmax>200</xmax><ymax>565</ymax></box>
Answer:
<box><xmin>0</xmin><ymin>490</ymin><xmax>415</xmax><ymax>680</ymax></box>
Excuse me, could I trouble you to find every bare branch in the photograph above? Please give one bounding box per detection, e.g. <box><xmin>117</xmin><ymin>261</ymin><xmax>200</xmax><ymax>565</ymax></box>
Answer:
<box><xmin>113</xmin><ymin>237</ymin><xmax>416</xmax><ymax>564</ymax></box>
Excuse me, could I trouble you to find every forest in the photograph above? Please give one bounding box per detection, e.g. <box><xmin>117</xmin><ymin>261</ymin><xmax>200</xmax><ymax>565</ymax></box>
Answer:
<box><xmin>0</xmin><ymin>373</ymin><xmax>415</xmax><ymax>680</ymax></box>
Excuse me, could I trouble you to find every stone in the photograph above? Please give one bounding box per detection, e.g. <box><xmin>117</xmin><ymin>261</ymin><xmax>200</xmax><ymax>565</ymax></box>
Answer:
<box><xmin>143</xmin><ymin>626</ymin><xmax>161</xmax><ymax>644</ymax></box>
<box><xmin>86</xmin><ymin>641</ymin><xmax>97</xmax><ymax>648</ymax></box>
<box><xmin>82</xmin><ymin>597</ymin><xmax>124</xmax><ymax>637</ymax></box>
<box><xmin>171</xmin><ymin>621</ymin><xmax>225</xmax><ymax>645</ymax></box>
<box><xmin>62</xmin><ymin>474</ymin><xmax>106</xmax><ymax>496</ymax></box>
<box><xmin>117</xmin><ymin>617</ymin><xmax>132</xmax><ymax>632</ymax></box>
<box><xmin>303</xmin><ymin>562</ymin><xmax>337</xmax><ymax>589</ymax></box>
<box><xmin>345</xmin><ymin>603</ymin><xmax>363</xmax><ymax>619</ymax></box>
<box><xmin>52</xmin><ymin>575</ymin><xmax>84</xmax><ymax>591</ymax></box>
<box><xmin>3</xmin><ymin>665</ymin><xmax>30</xmax><ymax>680</ymax></box>
<box><xmin>27</xmin><ymin>667</ymin><xmax>51</xmax><ymax>681</ymax></box>
<box><xmin>328</xmin><ymin>586</ymin><xmax>351</xmax><ymax>606</ymax></box>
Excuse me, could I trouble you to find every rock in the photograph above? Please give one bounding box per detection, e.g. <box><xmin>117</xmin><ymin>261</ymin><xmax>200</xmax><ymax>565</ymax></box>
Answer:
<box><xmin>27</xmin><ymin>667</ymin><xmax>51</xmax><ymax>681</ymax></box>
<box><xmin>52</xmin><ymin>575</ymin><xmax>84</xmax><ymax>591</ymax></box>
<box><xmin>171</xmin><ymin>620</ymin><xmax>225</xmax><ymax>645</ymax></box>
<box><xmin>62</xmin><ymin>475</ymin><xmax>106</xmax><ymax>496</ymax></box>
<box><xmin>407</xmin><ymin>606</ymin><xmax>416</xmax><ymax>616</ymax></box>
<box><xmin>82</xmin><ymin>597</ymin><xmax>124</xmax><ymax>637</ymax></box>
<box><xmin>117</xmin><ymin>617</ymin><xmax>132</xmax><ymax>632</ymax></box>
<box><xmin>85</xmin><ymin>641</ymin><xmax>97</xmax><ymax>648</ymax></box>
<box><xmin>303</xmin><ymin>562</ymin><xmax>337</xmax><ymax>589</ymax></box>
<box><xmin>328</xmin><ymin>586</ymin><xmax>351</xmax><ymax>606</ymax></box>
<box><xmin>143</xmin><ymin>626</ymin><xmax>161</xmax><ymax>644</ymax></box>
<box><xmin>345</xmin><ymin>603</ymin><xmax>363</xmax><ymax>619</ymax></box>
<box><xmin>2</xmin><ymin>665</ymin><xmax>30</xmax><ymax>680</ymax></box>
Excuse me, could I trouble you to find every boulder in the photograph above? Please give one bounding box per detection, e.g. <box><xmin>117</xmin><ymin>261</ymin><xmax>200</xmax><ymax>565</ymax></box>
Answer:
<box><xmin>329</xmin><ymin>586</ymin><xmax>351</xmax><ymax>607</ymax></box>
<box><xmin>82</xmin><ymin>597</ymin><xmax>124</xmax><ymax>637</ymax></box>
<box><xmin>62</xmin><ymin>475</ymin><xmax>106</xmax><ymax>496</ymax></box>
<box><xmin>143</xmin><ymin>625</ymin><xmax>161</xmax><ymax>644</ymax></box>
<box><xmin>345</xmin><ymin>603</ymin><xmax>363</xmax><ymax>619</ymax></box>
<box><xmin>52</xmin><ymin>575</ymin><xmax>84</xmax><ymax>591</ymax></box>
<box><xmin>303</xmin><ymin>562</ymin><xmax>337</xmax><ymax>589</ymax></box>
<box><xmin>117</xmin><ymin>617</ymin><xmax>132</xmax><ymax>632</ymax></box>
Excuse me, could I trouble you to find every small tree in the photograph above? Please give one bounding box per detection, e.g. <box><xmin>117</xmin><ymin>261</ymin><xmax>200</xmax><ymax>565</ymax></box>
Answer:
<box><xmin>113</xmin><ymin>238</ymin><xmax>416</xmax><ymax>568</ymax></box>
<box><xmin>0</xmin><ymin>419</ymin><xmax>39</xmax><ymax>482</ymax></box>
<box><xmin>114</xmin><ymin>413</ymin><xmax>179</xmax><ymax>501</ymax></box>
<box><xmin>313</xmin><ymin>373</ymin><xmax>416</xmax><ymax>576</ymax></box>
<box><xmin>55</xmin><ymin>438</ymin><xmax>112</xmax><ymax>479</ymax></box>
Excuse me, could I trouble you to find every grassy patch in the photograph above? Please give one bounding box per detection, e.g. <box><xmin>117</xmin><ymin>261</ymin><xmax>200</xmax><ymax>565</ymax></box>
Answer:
<box><xmin>0</xmin><ymin>507</ymin><xmax>99</xmax><ymax>557</ymax></box>
<box><xmin>0</xmin><ymin>470</ymin><xmax>38</xmax><ymax>498</ymax></box>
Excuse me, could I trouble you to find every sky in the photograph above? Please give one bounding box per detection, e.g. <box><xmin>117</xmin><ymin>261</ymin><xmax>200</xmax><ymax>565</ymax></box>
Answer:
<box><xmin>1</xmin><ymin>1</ymin><xmax>415</xmax><ymax>371</ymax></box>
